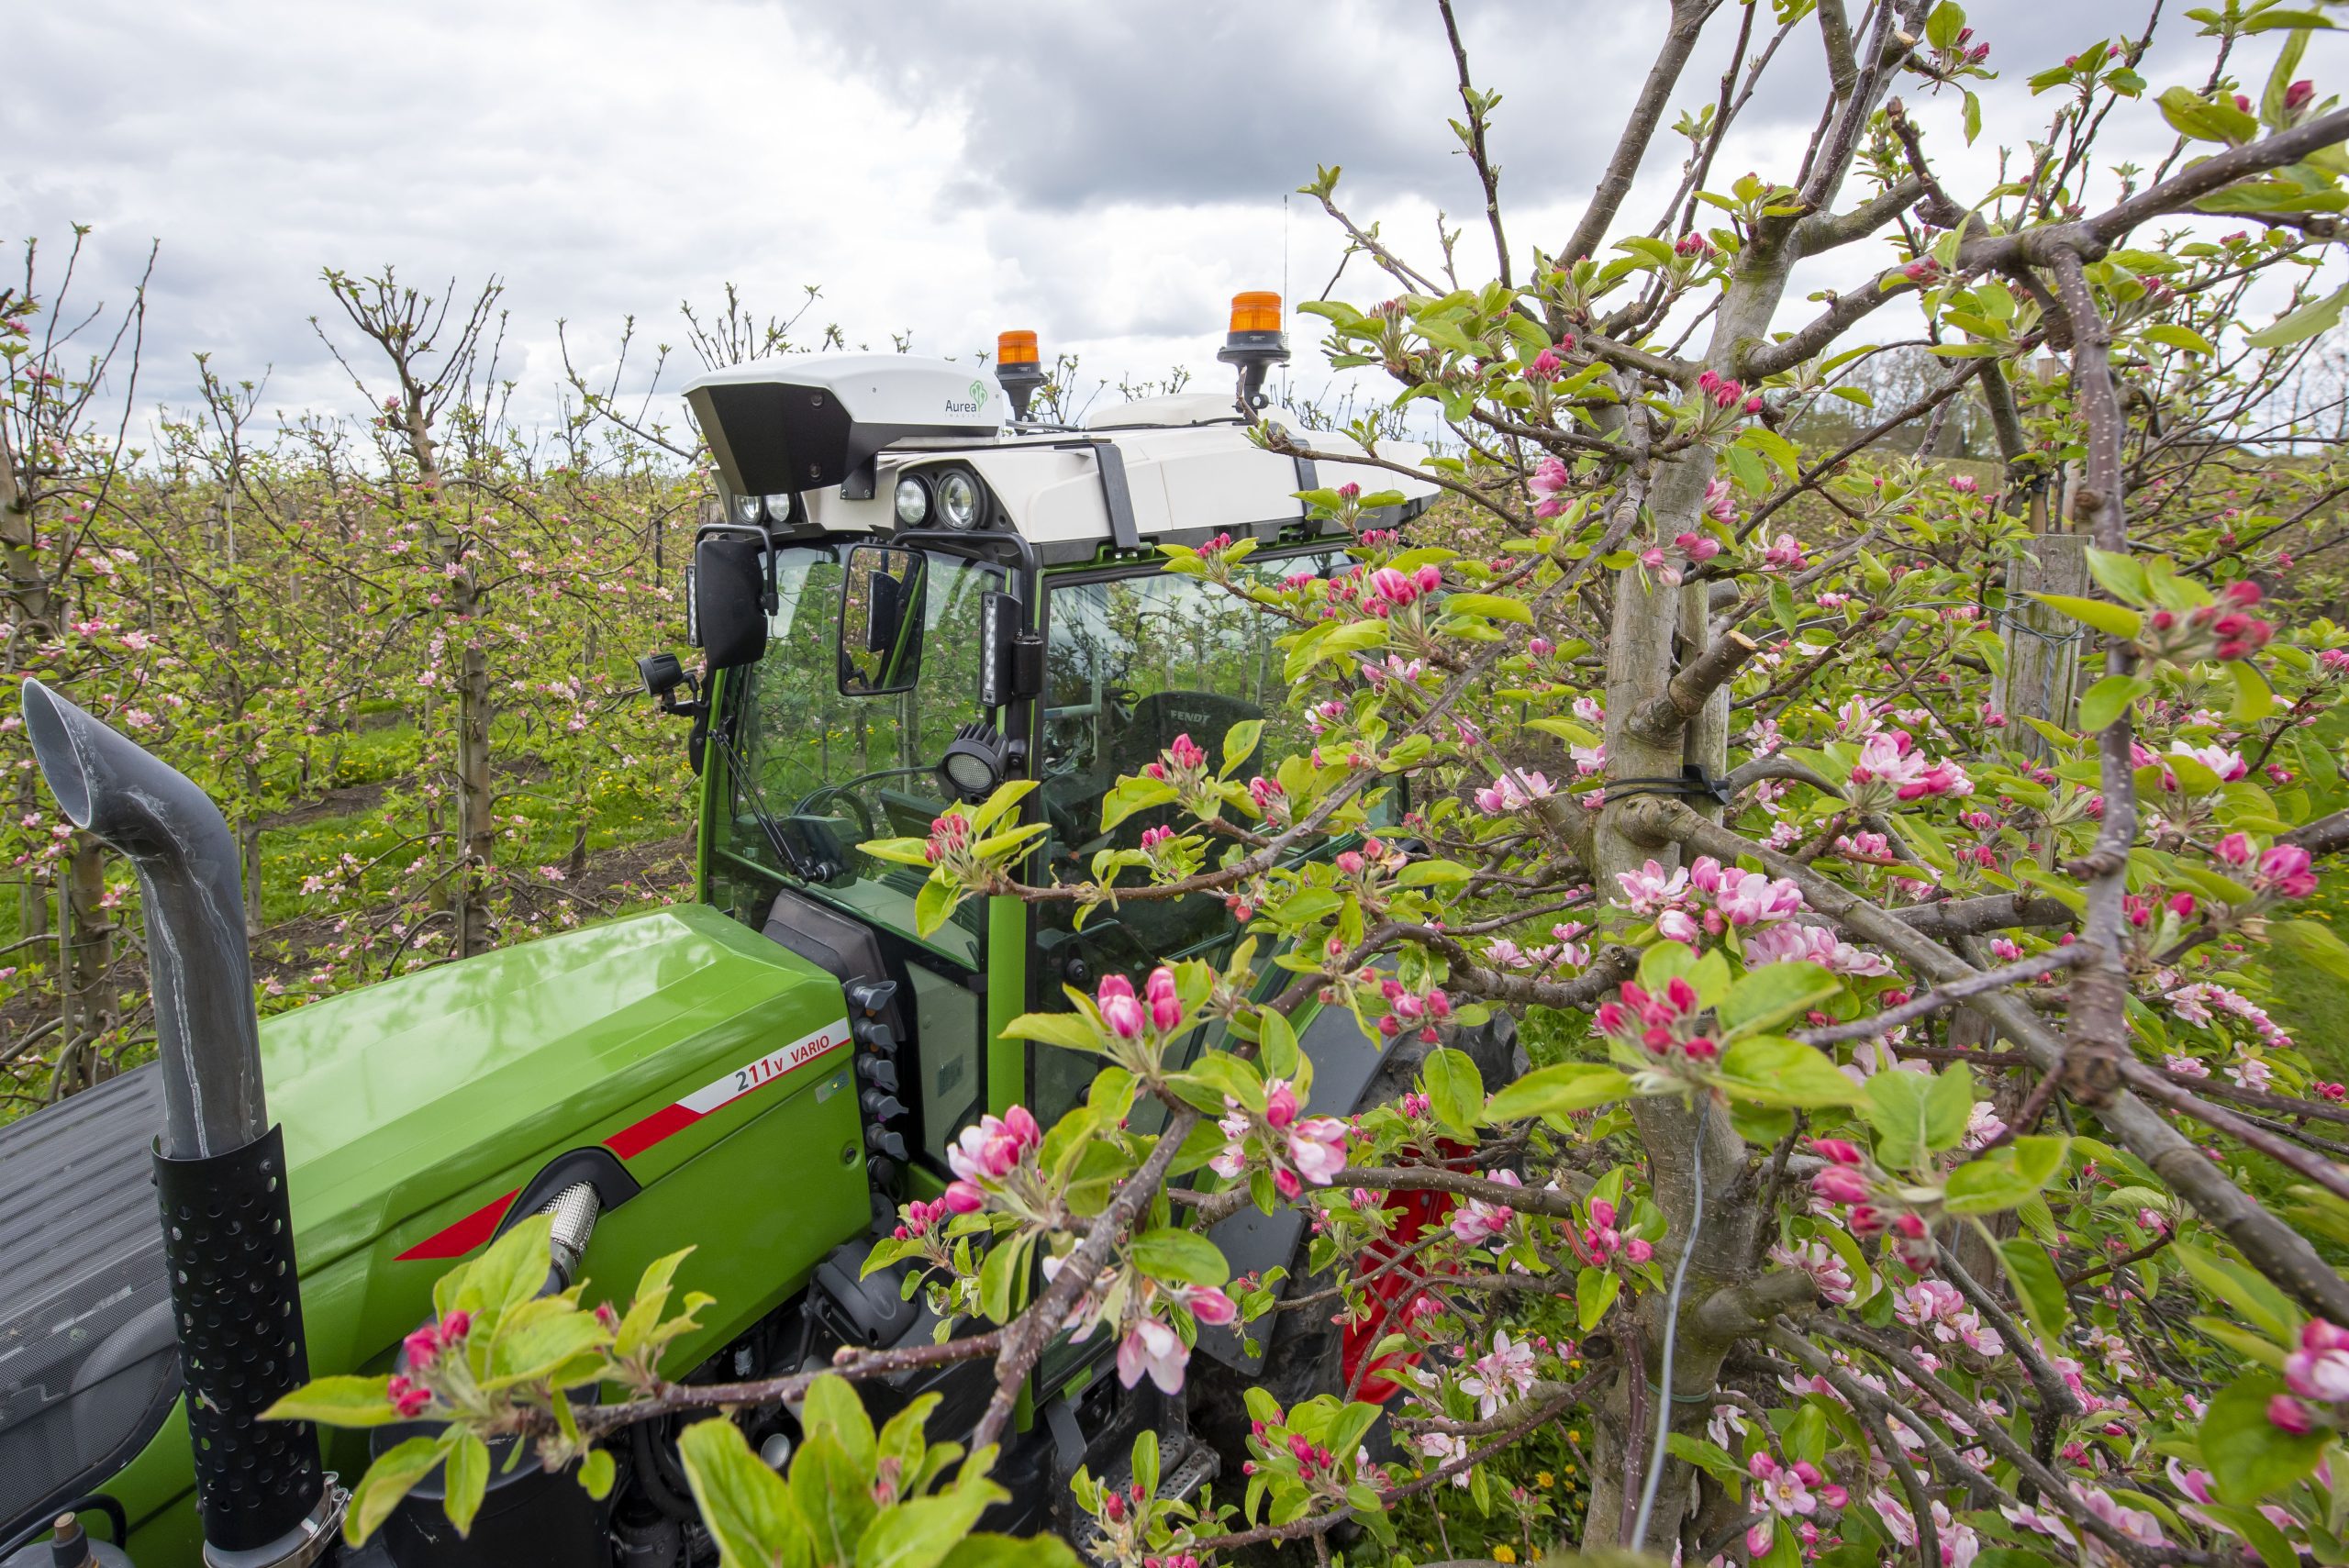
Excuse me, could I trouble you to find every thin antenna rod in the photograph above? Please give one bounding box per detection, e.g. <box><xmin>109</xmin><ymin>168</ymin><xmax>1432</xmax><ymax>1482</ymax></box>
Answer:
<box><xmin>1281</xmin><ymin>193</ymin><xmax>1291</xmax><ymax>404</ymax></box>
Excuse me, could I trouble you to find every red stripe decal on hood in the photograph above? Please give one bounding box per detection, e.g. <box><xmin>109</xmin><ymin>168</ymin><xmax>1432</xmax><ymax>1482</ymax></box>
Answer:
<box><xmin>396</xmin><ymin>1188</ymin><xmax>518</xmax><ymax>1261</ymax></box>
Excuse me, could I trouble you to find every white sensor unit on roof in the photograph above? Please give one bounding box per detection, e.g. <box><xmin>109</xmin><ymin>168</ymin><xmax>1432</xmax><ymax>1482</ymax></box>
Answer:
<box><xmin>686</xmin><ymin>355</ymin><xmax>1003</xmax><ymax>500</ymax></box>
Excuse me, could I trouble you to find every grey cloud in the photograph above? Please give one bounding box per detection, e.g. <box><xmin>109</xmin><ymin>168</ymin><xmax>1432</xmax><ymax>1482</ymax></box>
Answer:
<box><xmin>4</xmin><ymin>0</ymin><xmax>2337</xmax><ymax>428</ymax></box>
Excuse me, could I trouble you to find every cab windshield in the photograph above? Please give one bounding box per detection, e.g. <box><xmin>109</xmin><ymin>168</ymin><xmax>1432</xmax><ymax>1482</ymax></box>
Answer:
<box><xmin>718</xmin><ymin>542</ymin><xmax>1004</xmax><ymax>963</ymax></box>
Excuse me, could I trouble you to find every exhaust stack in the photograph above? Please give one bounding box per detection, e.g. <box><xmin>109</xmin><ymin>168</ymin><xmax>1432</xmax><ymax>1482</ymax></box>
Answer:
<box><xmin>21</xmin><ymin>682</ymin><xmax>341</xmax><ymax>1565</ymax></box>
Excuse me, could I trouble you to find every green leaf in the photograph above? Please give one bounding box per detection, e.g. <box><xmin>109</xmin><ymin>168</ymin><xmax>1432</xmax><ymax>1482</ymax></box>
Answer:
<box><xmin>1176</xmin><ymin>1050</ymin><xmax>1264</xmax><ymax>1116</ymax></box>
<box><xmin>678</xmin><ymin>1416</ymin><xmax>813</xmax><ymax>1568</ymax></box>
<box><xmin>913</xmin><ymin>877</ymin><xmax>958</xmax><ymax>939</ymax></box>
<box><xmin>451</xmin><ymin>1213</ymin><xmax>556</xmax><ymax>1319</ymax></box>
<box><xmin>1444</xmin><ymin>592</ymin><xmax>1532</xmax><ymax>624</ymax></box>
<box><xmin>2082</xmin><ymin>546</ymin><xmax>2149</xmax><ymax>604</ymax></box>
<box><xmin>1963</xmin><ymin>88</ymin><xmax>1982</xmax><ymax>143</ymax></box>
<box><xmin>2157</xmin><ymin>84</ymin><xmax>2260</xmax><ymax>144</ymax></box>
<box><xmin>2202</xmin><ymin>1373</ymin><xmax>2328</xmax><ymax>1505</ymax></box>
<box><xmin>1715</xmin><ymin>1036</ymin><xmax>1860</xmax><ymax>1108</ymax></box>
<box><xmin>2143</xmin><ymin>323</ymin><xmax>2219</xmax><ymax>356</ymax></box>
<box><xmin>1397</xmin><ymin>858</ymin><xmax>1474</xmax><ymax>886</ymax></box>
<box><xmin>2078</xmin><ymin>673</ymin><xmax>2153</xmax><ymax>732</ymax></box>
<box><xmin>1219</xmin><ymin>718</ymin><xmax>1263</xmax><ymax>779</ymax></box>
<box><xmin>940</xmin><ymin>1536</ymin><xmax>1084</xmax><ymax>1568</ymax></box>
<box><xmin>999</xmin><ymin>1010</ymin><xmax>1106</xmax><ymax>1053</ymax></box>
<box><xmin>1575</xmin><ymin>1265</ymin><xmax>1621</xmax><ymax>1330</ymax></box>
<box><xmin>2173</xmin><ymin>1240</ymin><xmax>2299</xmax><ymax>1343</ymax></box>
<box><xmin>1665</xmin><ymin>1432</ymin><xmax>1747</xmax><ymax>1486</ymax></box>
<box><xmin>803</xmin><ymin>1373</ymin><xmax>877</xmax><ymax>1473</ymax></box>
<box><xmin>485</xmin><ymin>1304</ymin><xmax>612</xmax><ymax>1389</ymax></box>
<box><xmin>859</xmin><ymin>1488</ymin><xmax>1004</xmax><ymax>1568</ymax></box>
<box><xmin>1130</xmin><ymin>1227</ymin><xmax>1230</xmax><ymax>1286</ymax></box>
<box><xmin>1862</xmin><ymin>1070</ymin><xmax>1937</xmax><ymax>1170</ymax></box>
<box><xmin>1997</xmin><ymin>1238</ymin><xmax>2070</xmax><ymax>1338</ymax></box>
<box><xmin>1485</xmin><ymin>1062</ymin><xmax>1632</xmax><ymax>1120</ymax></box>
<box><xmin>442</xmin><ymin>1430</ymin><xmax>490</xmax><ymax>1537</ymax></box>
<box><xmin>348</xmin><ymin>1438</ymin><xmax>447</xmax><ymax>1547</ymax></box>
<box><xmin>1258</xmin><ymin>1007</ymin><xmax>1300</xmax><ymax>1080</ymax></box>
<box><xmin>1098</xmin><ymin>775</ymin><xmax>1179</xmax><ymax>832</ymax></box>
<box><xmin>1720</xmin><ymin>962</ymin><xmax>1840</xmax><ymax>1039</ymax></box>
<box><xmin>978</xmin><ymin>1232</ymin><xmax>1032</xmax><ymax>1325</ymax></box>
<box><xmin>1943</xmin><ymin>1136</ymin><xmax>2068</xmax><ymax>1215</ymax></box>
<box><xmin>794</xmin><ymin>1431</ymin><xmax>879</xmax><ymax>1566</ymax></box>
<box><xmin>2027</xmin><ymin>592</ymin><xmax>2143</xmax><ymax>639</ymax></box>
<box><xmin>2229</xmin><ymin>658</ymin><xmax>2277</xmax><ymax>722</ymax></box>
<box><xmin>1422</xmin><ymin>1047</ymin><xmax>1486</xmax><ymax>1138</ymax></box>
<box><xmin>1924</xmin><ymin>0</ymin><xmax>1965</xmax><ymax>49</ymax></box>
<box><xmin>578</xmin><ymin>1449</ymin><xmax>616</xmax><ymax>1501</ymax></box>
<box><xmin>2246</xmin><ymin>283</ymin><xmax>2349</xmax><ymax>348</ymax></box>
<box><xmin>2264</xmin><ymin>27</ymin><xmax>2314</xmax><ymax>127</ymax></box>
<box><xmin>1924</xmin><ymin>1062</ymin><xmax>1976</xmax><ymax>1154</ymax></box>
<box><xmin>262</xmin><ymin>1374</ymin><xmax>405</xmax><ymax>1429</ymax></box>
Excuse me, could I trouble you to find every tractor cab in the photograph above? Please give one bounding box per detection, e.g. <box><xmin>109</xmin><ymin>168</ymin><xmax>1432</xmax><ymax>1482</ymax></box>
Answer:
<box><xmin>655</xmin><ymin>305</ymin><xmax>1437</xmax><ymax>1229</ymax></box>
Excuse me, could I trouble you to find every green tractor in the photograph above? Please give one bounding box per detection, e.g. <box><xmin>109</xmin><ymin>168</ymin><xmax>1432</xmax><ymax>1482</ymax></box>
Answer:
<box><xmin>0</xmin><ymin>301</ymin><xmax>1504</xmax><ymax>1567</ymax></box>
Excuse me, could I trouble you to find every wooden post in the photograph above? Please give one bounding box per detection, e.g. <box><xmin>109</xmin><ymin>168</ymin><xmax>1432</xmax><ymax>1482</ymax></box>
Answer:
<box><xmin>1991</xmin><ymin>528</ymin><xmax>2088</xmax><ymax>766</ymax></box>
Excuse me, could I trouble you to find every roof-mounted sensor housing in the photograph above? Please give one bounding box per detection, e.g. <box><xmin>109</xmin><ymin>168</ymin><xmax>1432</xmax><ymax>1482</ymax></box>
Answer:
<box><xmin>686</xmin><ymin>355</ymin><xmax>1003</xmax><ymax>501</ymax></box>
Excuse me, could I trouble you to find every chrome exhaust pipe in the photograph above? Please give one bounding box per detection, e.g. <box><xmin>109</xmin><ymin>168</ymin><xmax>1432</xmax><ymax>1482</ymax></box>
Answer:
<box><xmin>20</xmin><ymin>680</ymin><xmax>340</xmax><ymax>1566</ymax></box>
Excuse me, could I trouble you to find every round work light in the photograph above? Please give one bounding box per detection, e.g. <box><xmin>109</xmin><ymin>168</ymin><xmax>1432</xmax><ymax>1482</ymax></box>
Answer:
<box><xmin>937</xmin><ymin>468</ymin><xmax>984</xmax><ymax>531</ymax></box>
<box><xmin>894</xmin><ymin>475</ymin><xmax>931</xmax><ymax>527</ymax></box>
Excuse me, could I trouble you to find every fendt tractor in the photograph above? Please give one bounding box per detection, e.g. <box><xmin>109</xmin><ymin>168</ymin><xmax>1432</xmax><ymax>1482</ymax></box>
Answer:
<box><xmin>0</xmin><ymin>296</ymin><xmax>1518</xmax><ymax>1567</ymax></box>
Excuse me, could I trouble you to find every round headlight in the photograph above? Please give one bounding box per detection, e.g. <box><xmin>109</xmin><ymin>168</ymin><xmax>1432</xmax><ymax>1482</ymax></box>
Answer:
<box><xmin>941</xmin><ymin>748</ymin><xmax>997</xmax><ymax>795</ymax></box>
<box><xmin>937</xmin><ymin>469</ymin><xmax>984</xmax><ymax>531</ymax></box>
<box><xmin>763</xmin><ymin>494</ymin><xmax>794</xmax><ymax>523</ymax></box>
<box><xmin>730</xmin><ymin>493</ymin><xmax>763</xmax><ymax>526</ymax></box>
<box><xmin>894</xmin><ymin>476</ymin><xmax>930</xmax><ymax>527</ymax></box>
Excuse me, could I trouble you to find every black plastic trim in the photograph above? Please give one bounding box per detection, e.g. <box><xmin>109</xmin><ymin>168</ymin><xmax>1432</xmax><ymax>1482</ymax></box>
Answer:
<box><xmin>486</xmin><ymin>1149</ymin><xmax>643</xmax><ymax>1245</ymax></box>
<box><xmin>1090</xmin><ymin>443</ymin><xmax>1141</xmax><ymax>549</ymax></box>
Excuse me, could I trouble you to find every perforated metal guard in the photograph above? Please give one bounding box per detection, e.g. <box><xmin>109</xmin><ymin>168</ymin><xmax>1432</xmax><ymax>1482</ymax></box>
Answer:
<box><xmin>153</xmin><ymin>1126</ymin><xmax>324</xmax><ymax>1553</ymax></box>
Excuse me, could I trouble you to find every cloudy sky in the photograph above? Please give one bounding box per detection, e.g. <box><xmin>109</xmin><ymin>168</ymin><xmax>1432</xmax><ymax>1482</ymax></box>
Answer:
<box><xmin>7</xmin><ymin>1</ymin><xmax>2340</xmax><ymax>440</ymax></box>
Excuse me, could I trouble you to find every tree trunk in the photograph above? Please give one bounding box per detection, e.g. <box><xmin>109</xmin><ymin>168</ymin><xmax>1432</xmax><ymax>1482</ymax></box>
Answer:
<box><xmin>455</xmin><ymin>638</ymin><xmax>494</xmax><ymax>957</ymax></box>
<box><xmin>56</xmin><ymin>837</ymin><xmax>112</xmax><ymax>1096</ymax></box>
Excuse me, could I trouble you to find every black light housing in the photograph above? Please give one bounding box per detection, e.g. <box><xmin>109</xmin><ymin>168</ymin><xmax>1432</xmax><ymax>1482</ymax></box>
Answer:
<box><xmin>938</xmin><ymin>718</ymin><xmax>1013</xmax><ymax>803</ymax></box>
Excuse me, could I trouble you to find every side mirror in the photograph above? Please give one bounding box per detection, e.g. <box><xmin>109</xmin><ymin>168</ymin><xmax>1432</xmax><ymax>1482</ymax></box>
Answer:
<box><xmin>839</xmin><ymin>544</ymin><xmax>927</xmax><ymax>695</ymax></box>
<box><xmin>695</xmin><ymin>535</ymin><xmax>771</xmax><ymax>671</ymax></box>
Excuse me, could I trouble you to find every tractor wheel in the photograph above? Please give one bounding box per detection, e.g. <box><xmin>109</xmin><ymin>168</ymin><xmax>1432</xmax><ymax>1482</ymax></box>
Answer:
<box><xmin>1187</xmin><ymin>1011</ymin><xmax>1525</xmax><ymax>1465</ymax></box>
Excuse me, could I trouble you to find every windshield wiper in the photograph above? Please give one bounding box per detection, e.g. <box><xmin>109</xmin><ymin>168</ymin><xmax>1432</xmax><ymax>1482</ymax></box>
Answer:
<box><xmin>711</xmin><ymin>722</ymin><xmax>833</xmax><ymax>884</ymax></box>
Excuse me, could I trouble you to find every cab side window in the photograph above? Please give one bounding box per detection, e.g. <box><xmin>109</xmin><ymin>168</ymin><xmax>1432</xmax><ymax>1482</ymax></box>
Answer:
<box><xmin>1028</xmin><ymin>551</ymin><xmax>1339</xmax><ymax>1127</ymax></box>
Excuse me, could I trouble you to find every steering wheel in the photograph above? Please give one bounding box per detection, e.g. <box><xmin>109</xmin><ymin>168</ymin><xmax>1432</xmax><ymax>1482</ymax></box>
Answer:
<box><xmin>796</xmin><ymin>765</ymin><xmax>938</xmax><ymax>842</ymax></box>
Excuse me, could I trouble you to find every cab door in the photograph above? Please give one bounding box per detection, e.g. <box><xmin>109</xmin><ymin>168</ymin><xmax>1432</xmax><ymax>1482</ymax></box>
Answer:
<box><xmin>1023</xmin><ymin>546</ymin><xmax>1349</xmax><ymax>1135</ymax></box>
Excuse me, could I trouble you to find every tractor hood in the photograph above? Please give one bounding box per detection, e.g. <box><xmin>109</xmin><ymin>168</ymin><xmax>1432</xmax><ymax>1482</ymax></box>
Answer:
<box><xmin>264</xmin><ymin>902</ymin><xmax>847</xmax><ymax>1273</ymax></box>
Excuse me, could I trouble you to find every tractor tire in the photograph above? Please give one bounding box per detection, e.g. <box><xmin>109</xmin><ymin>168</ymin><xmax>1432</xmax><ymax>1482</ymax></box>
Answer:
<box><xmin>1187</xmin><ymin>1011</ymin><xmax>1526</xmax><ymax>1465</ymax></box>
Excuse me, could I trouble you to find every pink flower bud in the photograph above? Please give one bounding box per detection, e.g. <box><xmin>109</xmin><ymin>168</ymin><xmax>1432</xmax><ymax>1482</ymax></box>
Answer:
<box><xmin>1265</xmin><ymin>1079</ymin><xmax>1298</xmax><ymax>1129</ymax></box>
<box><xmin>2270</xmin><ymin>1394</ymin><xmax>2315</xmax><ymax>1435</ymax></box>
<box><xmin>1811</xmin><ymin>1168</ymin><xmax>1869</xmax><ymax>1207</ymax></box>
<box><xmin>1810</xmin><ymin>1138</ymin><xmax>1865</xmax><ymax>1166</ymax></box>
<box><xmin>942</xmin><ymin>1181</ymin><xmax>985</xmax><ymax>1214</ymax></box>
